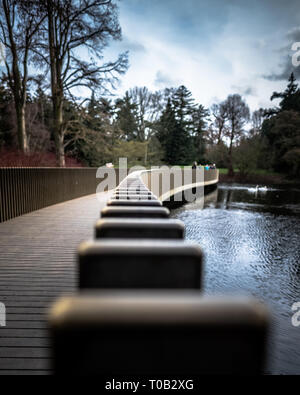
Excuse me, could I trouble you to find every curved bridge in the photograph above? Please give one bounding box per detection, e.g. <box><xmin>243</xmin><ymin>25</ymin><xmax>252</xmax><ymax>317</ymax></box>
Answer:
<box><xmin>125</xmin><ymin>168</ymin><xmax>219</xmax><ymax>203</ymax></box>
<box><xmin>0</xmin><ymin>166</ymin><xmax>269</xmax><ymax>375</ymax></box>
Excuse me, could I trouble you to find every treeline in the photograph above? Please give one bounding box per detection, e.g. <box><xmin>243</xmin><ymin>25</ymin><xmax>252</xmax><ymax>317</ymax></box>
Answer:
<box><xmin>0</xmin><ymin>83</ymin><xmax>210</xmax><ymax>167</ymax></box>
<box><xmin>1</xmin><ymin>74</ymin><xmax>299</xmax><ymax>177</ymax></box>
<box><xmin>205</xmin><ymin>73</ymin><xmax>300</xmax><ymax>178</ymax></box>
<box><xmin>0</xmin><ymin>1</ymin><xmax>299</xmax><ymax>177</ymax></box>
<box><xmin>261</xmin><ymin>73</ymin><xmax>300</xmax><ymax>178</ymax></box>
<box><xmin>0</xmin><ymin>0</ymin><xmax>128</xmax><ymax>166</ymax></box>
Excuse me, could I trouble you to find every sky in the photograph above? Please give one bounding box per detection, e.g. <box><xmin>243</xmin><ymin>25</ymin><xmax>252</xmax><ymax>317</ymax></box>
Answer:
<box><xmin>103</xmin><ymin>0</ymin><xmax>300</xmax><ymax>112</ymax></box>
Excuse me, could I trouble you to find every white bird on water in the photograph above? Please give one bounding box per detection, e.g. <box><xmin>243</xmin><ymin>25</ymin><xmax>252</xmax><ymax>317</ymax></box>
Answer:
<box><xmin>248</xmin><ymin>185</ymin><xmax>268</xmax><ymax>193</ymax></box>
<box><xmin>259</xmin><ymin>186</ymin><xmax>268</xmax><ymax>192</ymax></box>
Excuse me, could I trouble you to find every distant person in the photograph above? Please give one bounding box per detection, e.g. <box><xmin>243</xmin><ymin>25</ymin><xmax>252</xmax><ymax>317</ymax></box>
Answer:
<box><xmin>105</xmin><ymin>163</ymin><xmax>114</xmax><ymax>168</ymax></box>
<box><xmin>192</xmin><ymin>161</ymin><xmax>197</xmax><ymax>170</ymax></box>
<box><xmin>205</xmin><ymin>164</ymin><xmax>210</xmax><ymax>170</ymax></box>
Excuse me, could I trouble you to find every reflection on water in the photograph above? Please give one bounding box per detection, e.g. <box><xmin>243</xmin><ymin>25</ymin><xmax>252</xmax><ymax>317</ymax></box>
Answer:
<box><xmin>172</xmin><ymin>183</ymin><xmax>300</xmax><ymax>375</ymax></box>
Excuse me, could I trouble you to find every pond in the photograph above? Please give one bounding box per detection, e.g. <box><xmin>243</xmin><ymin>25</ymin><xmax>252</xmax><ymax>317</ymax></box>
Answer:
<box><xmin>172</xmin><ymin>183</ymin><xmax>300</xmax><ymax>375</ymax></box>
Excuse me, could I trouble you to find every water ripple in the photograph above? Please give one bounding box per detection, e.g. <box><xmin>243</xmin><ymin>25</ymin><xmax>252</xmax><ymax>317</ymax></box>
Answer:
<box><xmin>174</xmin><ymin>184</ymin><xmax>300</xmax><ymax>374</ymax></box>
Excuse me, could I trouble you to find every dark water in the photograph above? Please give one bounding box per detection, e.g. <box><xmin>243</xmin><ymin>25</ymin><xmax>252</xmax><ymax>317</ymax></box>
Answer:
<box><xmin>172</xmin><ymin>183</ymin><xmax>300</xmax><ymax>375</ymax></box>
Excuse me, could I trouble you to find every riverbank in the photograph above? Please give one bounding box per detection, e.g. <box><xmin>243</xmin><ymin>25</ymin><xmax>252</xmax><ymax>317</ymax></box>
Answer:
<box><xmin>219</xmin><ymin>169</ymin><xmax>298</xmax><ymax>185</ymax></box>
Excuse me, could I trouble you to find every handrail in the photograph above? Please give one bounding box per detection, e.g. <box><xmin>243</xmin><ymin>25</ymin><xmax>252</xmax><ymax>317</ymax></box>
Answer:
<box><xmin>0</xmin><ymin>168</ymin><xmax>124</xmax><ymax>223</ymax></box>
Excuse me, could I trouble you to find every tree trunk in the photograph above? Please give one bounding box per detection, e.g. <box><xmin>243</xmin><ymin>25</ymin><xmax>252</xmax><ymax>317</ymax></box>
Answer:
<box><xmin>3</xmin><ymin>0</ymin><xmax>29</xmax><ymax>154</ymax></box>
<box><xmin>16</xmin><ymin>101</ymin><xmax>29</xmax><ymax>154</ymax></box>
<box><xmin>53</xmin><ymin>98</ymin><xmax>65</xmax><ymax>167</ymax></box>
<box><xmin>227</xmin><ymin>120</ymin><xmax>235</xmax><ymax>177</ymax></box>
<box><xmin>217</xmin><ymin>128</ymin><xmax>223</xmax><ymax>145</ymax></box>
<box><xmin>47</xmin><ymin>0</ymin><xmax>65</xmax><ymax>167</ymax></box>
<box><xmin>228</xmin><ymin>139</ymin><xmax>234</xmax><ymax>177</ymax></box>
<box><xmin>58</xmin><ymin>133</ymin><xmax>65</xmax><ymax>168</ymax></box>
<box><xmin>217</xmin><ymin>118</ymin><xmax>225</xmax><ymax>145</ymax></box>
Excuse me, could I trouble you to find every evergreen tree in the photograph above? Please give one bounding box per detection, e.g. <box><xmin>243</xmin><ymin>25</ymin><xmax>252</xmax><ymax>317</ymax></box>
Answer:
<box><xmin>168</xmin><ymin>122</ymin><xmax>193</xmax><ymax>165</ymax></box>
<box><xmin>271</xmin><ymin>73</ymin><xmax>300</xmax><ymax>113</ymax></box>
<box><xmin>262</xmin><ymin>110</ymin><xmax>300</xmax><ymax>176</ymax></box>
<box><xmin>260</xmin><ymin>74</ymin><xmax>300</xmax><ymax>177</ymax></box>
<box><xmin>191</xmin><ymin>104</ymin><xmax>210</xmax><ymax>162</ymax></box>
<box><xmin>87</xmin><ymin>91</ymin><xmax>98</xmax><ymax>120</ymax></box>
<box><xmin>271</xmin><ymin>72</ymin><xmax>298</xmax><ymax>101</ymax></box>
<box><xmin>115</xmin><ymin>92</ymin><xmax>138</xmax><ymax>141</ymax></box>
<box><xmin>157</xmin><ymin>98</ymin><xmax>175</xmax><ymax>161</ymax></box>
<box><xmin>157</xmin><ymin>98</ymin><xmax>192</xmax><ymax>165</ymax></box>
<box><xmin>155</xmin><ymin>86</ymin><xmax>209</xmax><ymax>165</ymax></box>
<box><xmin>172</xmin><ymin>85</ymin><xmax>195</xmax><ymax>131</ymax></box>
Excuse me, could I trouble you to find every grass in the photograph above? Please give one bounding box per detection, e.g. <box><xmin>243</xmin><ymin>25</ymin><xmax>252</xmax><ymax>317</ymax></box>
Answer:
<box><xmin>218</xmin><ymin>168</ymin><xmax>237</xmax><ymax>175</ymax></box>
<box><xmin>218</xmin><ymin>168</ymin><xmax>283</xmax><ymax>177</ymax></box>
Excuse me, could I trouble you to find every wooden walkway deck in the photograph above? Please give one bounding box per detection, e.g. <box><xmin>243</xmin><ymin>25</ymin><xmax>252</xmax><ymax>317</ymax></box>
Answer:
<box><xmin>0</xmin><ymin>192</ymin><xmax>110</xmax><ymax>375</ymax></box>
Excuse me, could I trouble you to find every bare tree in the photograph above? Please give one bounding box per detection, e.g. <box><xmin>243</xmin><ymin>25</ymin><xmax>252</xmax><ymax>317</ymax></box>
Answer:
<box><xmin>128</xmin><ymin>86</ymin><xmax>156</xmax><ymax>142</ymax></box>
<box><xmin>40</xmin><ymin>0</ymin><xmax>128</xmax><ymax>167</ymax></box>
<box><xmin>0</xmin><ymin>0</ymin><xmax>45</xmax><ymax>153</ymax></box>
<box><xmin>128</xmin><ymin>87</ymin><xmax>168</xmax><ymax>164</ymax></box>
<box><xmin>251</xmin><ymin>109</ymin><xmax>264</xmax><ymax>135</ymax></box>
<box><xmin>223</xmin><ymin>94</ymin><xmax>250</xmax><ymax>176</ymax></box>
<box><xmin>211</xmin><ymin>102</ymin><xmax>227</xmax><ymax>145</ymax></box>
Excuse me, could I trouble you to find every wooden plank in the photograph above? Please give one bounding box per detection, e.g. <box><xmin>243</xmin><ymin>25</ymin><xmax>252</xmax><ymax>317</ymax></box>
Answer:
<box><xmin>0</xmin><ymin>272</ymin><xmax>76</xmax><ymax>277</ymax></box>
<box><xmin>0</xmin><ymin>338</ymin><xmax>51</xmax><ymax>347</ymax></box>
<box><xmin>0</xmin><ymin>329</ymin><xmax>49</xmax><ymax>337</ymax></box>
<box><xmin>0</xmin><ymin>287</ymin><xmax>75</xmax><ymax>292</ymax></box>
<box><xmin>0</xmin><ymin>278</ymin><xmax>76</xmax><ymax>283</ymax></box>
<box><xmin>0</xmin><ymin>297</ymin><xmax>62</xmax><ymax>302</ymax></box>
<box><xmin>0</xmin><ymin>370</ymin><xmax>52</xmax><ymax>375</ymax></box>
<box><xmin>0</xmin><ymin>348</ymin><xmax>50</xmax><ymax>358</ymax></box>
<box><xmin>3</xmin><ymin>308</ymin><xmax>47</xmax><ymax>314</ymax></box>
<box><xmin>4</xmin><ymin>321</ymin><xmax>47</xmax><ymax>329</ymax></box>
<box><xmin>0</xmin><ymin>291</ymin><xmax>73</xmax><ymax>296</ymax></box>
<box><xmin>0</xmin><ymin>193</ymin><xmax>109</xmax><ymax>373</ymax></box>
<box><xmin>6</xmin><ymin>314</ymin><xmax>47</xmax><ymax>321</ymax></box>
<box><xmin>1</xmin><ymin>300</ymin><xmax>51</xmax><ymax>308</ymax></box>
<box><xmin>0</xmin><ymin>358</ymin><xmax>51</xmax><ymax>370</ymax></box>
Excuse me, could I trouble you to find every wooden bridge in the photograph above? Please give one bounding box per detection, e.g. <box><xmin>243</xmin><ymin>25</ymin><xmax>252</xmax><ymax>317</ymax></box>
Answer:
<box><xmin>0</xmin><ymin>168</ymin><xmax>269</xmax><ymax>375</ymax></box>
<box><xmin>0</xmin><ymin>191</ymin><xmax>110</xmax><ymax>374</ymax></box>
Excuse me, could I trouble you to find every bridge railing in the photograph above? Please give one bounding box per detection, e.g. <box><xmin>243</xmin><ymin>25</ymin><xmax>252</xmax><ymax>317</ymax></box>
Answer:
<box><xmin>0</xmin><ymin>167</ymin><xmax>219</xmax><ymax>223</ymax></box>
<box><xmin>140</xmin><ymin>168</ymin><xmax>219</xmax><ymax>201</ymax></box>
<box><xmin>0</xmin><ymin>168</ymin><xmax>124</xmax><ymax>223</ymax></box>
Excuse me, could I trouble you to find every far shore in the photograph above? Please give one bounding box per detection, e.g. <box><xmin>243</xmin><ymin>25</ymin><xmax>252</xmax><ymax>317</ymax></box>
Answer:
<box><xmin>219</xmin><ymin>171</ymin><xmax>298</xmax><ymax>186</ymax></box>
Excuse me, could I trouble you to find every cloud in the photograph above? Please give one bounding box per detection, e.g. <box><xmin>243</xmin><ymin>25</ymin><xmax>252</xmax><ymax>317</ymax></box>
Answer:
<box><xmin>154</xmin><ymin>71</ymin><xmax>179</xmax><ymax>88</ymax></box>
<box><xmin>231</xmin><ymin>85</ymin><xmax>256</xmax><ymax>97</ymax></box>
<box><xmin>287</xmin><ymin>27</ymin><xmax>300</xmax><ymax>42</ymax></box>
<box><xmin>103</xmin><ymin>0</ymin><xmax>300</xmax><ymax>112</ymax></box>
<box><xmin>120</xmin><ymin>36</ymin><xmax>147</xmax><ymax>54</ymax></box>
<box><xmin>263</xmin><ymin>27</ymin><xmax>300</xmax><ymax>81</ymax></box>
<box><xmin>263</xmin><ymin>58</ymin><xmax>300</xmax><ymax>81</ymax></box>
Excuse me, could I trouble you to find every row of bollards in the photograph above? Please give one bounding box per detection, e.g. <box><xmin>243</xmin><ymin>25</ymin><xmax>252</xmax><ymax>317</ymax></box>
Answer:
<box><xmin>48</xmin><ymin>176</ymin><xmax>270</xmax><ymax>375</ymax></box>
